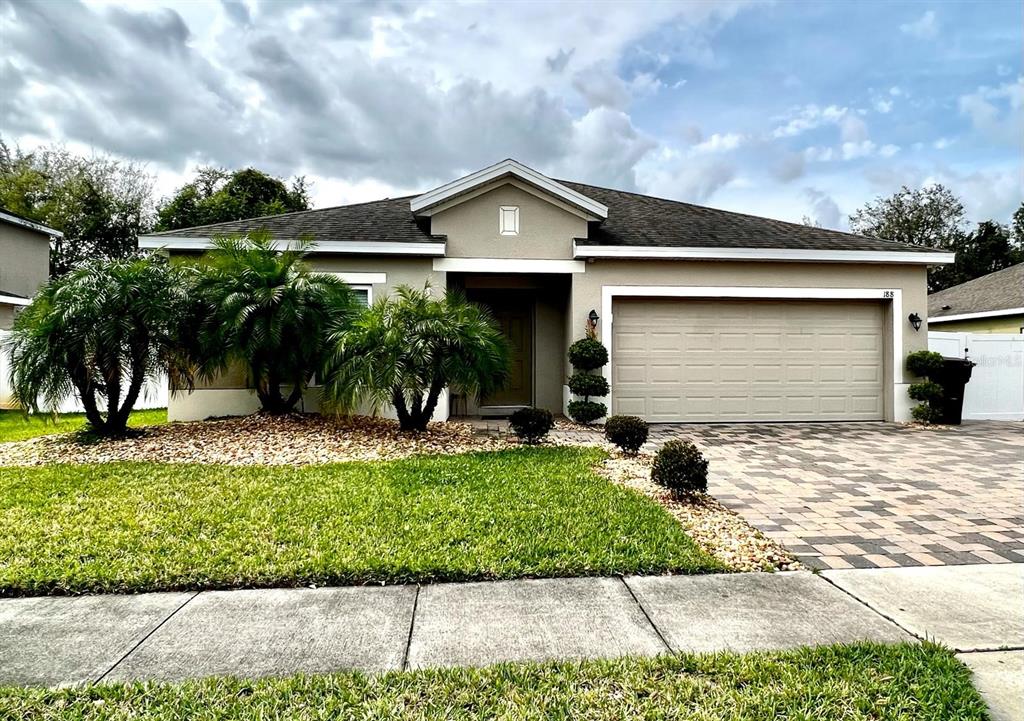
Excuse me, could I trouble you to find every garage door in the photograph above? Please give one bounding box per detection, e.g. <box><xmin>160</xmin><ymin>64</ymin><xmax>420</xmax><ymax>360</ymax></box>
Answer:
<box><xmin>612</xmin><ymin>298</ymin><xmax>884</xmax><ymax>422</ymax></box>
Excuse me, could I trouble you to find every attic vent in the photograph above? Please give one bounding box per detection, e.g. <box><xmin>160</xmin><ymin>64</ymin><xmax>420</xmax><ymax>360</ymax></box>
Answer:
<box><xmin>499</xmin><ymin>206</ymin><xmax>519</xmax><ymax>235</ymax></box>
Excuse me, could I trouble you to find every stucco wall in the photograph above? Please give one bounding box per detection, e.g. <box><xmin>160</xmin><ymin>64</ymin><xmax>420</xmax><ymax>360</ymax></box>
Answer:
<box><xmin>928</xmin><ymin>315</ymin><xmax>1024</xmax><ymax>334</ymax></box>
<box><xmin>569</xmin><ymin>259</ymin><xmax>931</xmax><ymax>422</ymax></box>
<box><xmin>0</xmin><ymin>223</ymin><xmax>49</xmax><ymax>299</ymax></box>
<box><xmin>0</xmin><ymin>305</ymin><xmax>13</xmax><ymax>332</ymax></box>
<box><xmin>430</xmin><ymin>181</ymin><xmax>588</xmax><ymax>260</ymax></box>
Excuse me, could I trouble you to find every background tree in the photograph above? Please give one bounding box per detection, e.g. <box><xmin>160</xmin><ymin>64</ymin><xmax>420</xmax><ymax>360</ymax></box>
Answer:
<box><xmin>0</xmin><ymin>139</ymin><xmax>154</xmax><ymax>276</ymax></box>
<box><xmin>321</xmin><ymin>285</ymin><xmax>509</xmax><ymax>431</ymax></box>
<box><xmin>849</xmin><ymin>186</ymin><xmax>1023</xmax><ymax>292</ymax></box>
<box><xmin>6</xmin><ymin>255</ymin><xmax>187</xmax><ymax>437</ymax></box>
<box><xmin>155</xmin><ymin>167</ymin><xmax>310</xmax><ymax>231</ymax></box>
<box><xmin>178</xmin><ymin>232</ymin><xmax>359</xmax><ymax>415</ymax></box>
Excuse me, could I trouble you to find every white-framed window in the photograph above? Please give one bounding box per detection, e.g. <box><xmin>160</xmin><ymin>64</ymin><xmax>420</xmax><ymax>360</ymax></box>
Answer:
<box><xmin>499</xmin><ymin>206</ymin><xmax>520</xmax><ymax>235</ymax></box>
<box><xmin>350</xmin><ymin>285</ymin><xmax>372</xmax><ymax>307</ymax></box>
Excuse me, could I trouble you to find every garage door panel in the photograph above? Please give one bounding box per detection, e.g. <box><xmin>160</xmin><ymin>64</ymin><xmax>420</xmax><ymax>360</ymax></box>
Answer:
<box><xmin>612</xmin><ymin>298</ymin><xmax>884</xmax><ymax>422</ymax></box>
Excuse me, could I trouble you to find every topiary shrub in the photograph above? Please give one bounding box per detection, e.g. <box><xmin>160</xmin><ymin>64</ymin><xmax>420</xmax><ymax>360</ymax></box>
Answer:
<box><xmin>651</xmin><ymin>440</ymin><xmax>708</xmax><ymax>496</ymax></box>
<box><xmin>567</xmin><ymin>399</ymin><xmax>606</xmax><ymax>425</ymax></box>
<box><xmin>568</xmin><ymin>338</ymin><xmax>609</xmax><ymax>371</ymax></box>
<box><xmin>567</xmin><ymin>372</ymin><xmax>610</xmax><ymax>398</ymax></box>
<box><xmin>508</xmin><ymin>407</ymin><xmax>554</xmax><ymax>444</ymax></box>
<box><xmin>906</xmin><ymin>351</ymin><xmax>947</xmax><ymax>424</ymax></box>
<box><xmin>604</xmin><ymin>415</ymin><xmax>649</xmax><ymax>455</ymax></box>
<box><xmin>906</xmin><ymin>350</ymin><xmax>944</xmax><ymax>378</ymax></box>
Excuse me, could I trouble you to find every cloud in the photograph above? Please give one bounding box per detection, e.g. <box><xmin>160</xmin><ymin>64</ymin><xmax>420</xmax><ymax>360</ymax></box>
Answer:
<box><xmin>220</xmin><ymin>0</ymin><xmax>252</xmax><ymax>27</ymax></box>
<box><xmin>879</xmin><ymin>144</ymin><xmax>900</xmax><ymax>158</ymax></box>
<box><xmin>772</xmin><ymin>104</ymin><xmax>849</xmax><ymax>138</ymax></box>
<box><xmin>641</xmin><ymin>153</ymin><xmax>736</xmax><ymax>203</ymax></box>
<box><xmin>958</xmin><ymin>77</ymin><xmax>1023</xmax><ymax>143</ymax></box>
<box><xmin>559</xmin><ymin>108</ymin><xmax>657</xmax><ymax>190</ymax></box>
<box><xmin>691</xmin><ymin>132</ymin><xmax>744</xmax><ymax>154</ymax></box>
<box><xmin>900</xmin><ymin>10</ymin><xmax>938</xmax><ymax>39</ymax></box>
<box><xmin>545</xmin><ymin>48</ymin><xmax>575</xmax><ymax>73</ymax></box>
<box><xmin>803</xmin><ymin>187</ymin><xmax>841</xmax><ymax>228</ymax></box>
<box><xmin>841</xmin><ymin>140</ymin><xmax>876</xmax><ymax>160</ymax></box>
<box><xmin>874</xmin><ymin>98</ymin><xmax>893</xmax><ymax>113</ymax></box>
<box><xmin>774</xmin><ymin>152</ymin><xmax>806</xmax><ymax>182</ymax></box>
<box><xmin>839</xmin><ymin>114</ymin><xmax>868</xmax><ymax>143</ymax></box>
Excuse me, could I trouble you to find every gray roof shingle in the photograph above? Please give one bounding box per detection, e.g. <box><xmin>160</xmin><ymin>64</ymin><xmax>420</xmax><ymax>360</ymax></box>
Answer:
<box><xmin>561</xmin><ymin>181</ymin><xmax>940</xmax><ymax>253</ymax></box>
<box><xmin>928</xmin><ymin>263</ymin><xmax>1024</xmax><ymax>318</ymax></box>
<box><xmin>144</xmin><ymin>179</ymin><xmax>941</xmax><ymax>255</ymax></box>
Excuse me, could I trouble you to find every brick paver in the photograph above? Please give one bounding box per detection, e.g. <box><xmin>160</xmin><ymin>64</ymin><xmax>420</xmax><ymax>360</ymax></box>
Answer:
<box><xmin>650</xmin><ymin>422</ymin><xmax>1024</xmax><ymax>569</ymax></box>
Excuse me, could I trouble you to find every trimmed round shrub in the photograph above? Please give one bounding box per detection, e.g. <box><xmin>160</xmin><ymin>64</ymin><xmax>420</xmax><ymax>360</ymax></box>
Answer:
<box><xmin>567</xmin><ymin>372</ymin><xmax>610</xmax><ymax>398</ymax></box>
<box><xmin>567</xmin><ymin>399</ymin><xmax>606</xmax><ymax>424</ymax></box>
<box><xmin>911</xmin><ymin>403</ymin><xmax>943</xmax><ymax>424</ymax></box>
<box><xmin>651</xmin><ymin>440</ymin><xmax>708</xmax><ymax>496</ymax></box>
<box><xmin>604</xmin><ymin>415</ymin><xmax>649</xmax><ymax>455</ymax></box>
<box><xmin>568</xmin><ymin>338</ymin><xmax>609</xmax><ymax>371</ymax></box>
<box><xmin>908</xmin><ymin>381</ymin><xmax>943</xmax><ymax>403</ymax></box>
<box><xmin>906</xmin><ymin>350</ymin><xmax>944</xmax><ymax>378</ymax></box>
<box><xmin>508</xmin><ymin>407</ymin><xmax>554</xmax><ymax>444</ymax></box>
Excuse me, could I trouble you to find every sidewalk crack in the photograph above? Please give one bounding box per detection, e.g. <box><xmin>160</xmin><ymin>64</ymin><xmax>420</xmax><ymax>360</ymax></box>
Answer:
<box><xmin>402</xmin><ymin>585</ymin><xmax>421</xmax><ymax>671</ymax></box>
<box><xmin>94</xmin><ymin>591</ymin><xmax>199</xmax><ymax>685</ymax></box>
<box><xmin>619</xmin><ymin>576</ymin><xmax>672</xmax><ymax>654</ymax></box>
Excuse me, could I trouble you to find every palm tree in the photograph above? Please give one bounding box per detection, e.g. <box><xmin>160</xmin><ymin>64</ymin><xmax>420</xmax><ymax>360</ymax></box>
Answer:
<box><xmin>178</xmin><ymin>231</ymin><xmax>360</xmax><ymax>414</ymax></box>
<box><xmin>6</xmin><ymin>254</ymin><xmax>187</xmax><ymax>437</ymax></box>
<box><xmin>321</xmin><ymin>285</ymin><xmax>509</xmax><ymax>431</ymax></box>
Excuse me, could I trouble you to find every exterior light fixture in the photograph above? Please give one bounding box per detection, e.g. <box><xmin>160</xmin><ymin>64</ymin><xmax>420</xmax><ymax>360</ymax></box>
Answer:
<box><xmin>588</xmin><ymin>309</ymin><xmax>600</xmax><ymax>325</ymax></box>
<box><xmin>908</xmin><ymin>313</ymin><xmax>922</xmax><ymax>331</ymax></box>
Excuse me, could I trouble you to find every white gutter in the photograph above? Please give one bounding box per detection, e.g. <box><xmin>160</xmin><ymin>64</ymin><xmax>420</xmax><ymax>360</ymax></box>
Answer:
<box><xmin>0</xmin><ymin>211</ymin><xmax>63</xmax><ymax>238</ymax></box>
<box><xmin>138</xmin><ymin>237</ymin><xmax>447</xmax><ymax>256</ymax></box>
<box><xmin>929</xmin><ymin>307</ymin><xmax>1024</xmax><ymax>323</ymax></box>
<box><xmin>0</xmin><ymin>293</ymin><xmax>32</xmax><ymax>306</ymax></box>
<box><xmin>573</xmin><ymin>242</ymin><xmax>955</xmax><ymax>265</ymax></box>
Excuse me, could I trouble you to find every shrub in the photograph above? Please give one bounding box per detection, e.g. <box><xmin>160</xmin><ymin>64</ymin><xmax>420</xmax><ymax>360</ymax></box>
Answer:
<box><xmin>567</xmin><ymin>372</ymin><xmax>610</xmax><ymax>398</ymax></box>
<box><xmin>908</xmin><ymin>381</ymin><xmax>943</xmax><ymax>403</ymax></box>
<box><xmin>651</xmin><ymin>440</ymin><xmax>708</xmax><ymax>496</ymax></box>
<box><xmin>509</xmin><ymin>407</ymin><xmax>554</xmax><ymax>444</ymax></box>
<box><xmin>568</xmin><ymin>338</ymin><xmax>609</xmax><ymax>371</ymax></box>
<box><xmin>568</xmin><ymin>400</ymin><xmax>607</xmax><ymax>424</ymax></box>
<box><xmin>911</xmin><ymin>403</ymin><xmax>944</xmax><ymax>424</ymax></box>
<box><xmin>604</xmin><ymin>415</ymin><xmax>649</xmax><ymax>455</ymax></box>
<box><xmin>906</xmin><ymin>350</ymin><xmax>944</xmax><ymax>378</ymax></box>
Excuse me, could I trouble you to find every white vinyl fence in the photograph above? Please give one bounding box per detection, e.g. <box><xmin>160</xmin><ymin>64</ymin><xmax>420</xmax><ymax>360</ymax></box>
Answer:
<box><xmin>0</xmin><ymin>329</ymin><xmax>168</xmax><ymax>412</ymax></box>
<box><xmin>928</xmin><ymin>331</ymin><xmax>1024</xmax><ymax>421</ymax></box>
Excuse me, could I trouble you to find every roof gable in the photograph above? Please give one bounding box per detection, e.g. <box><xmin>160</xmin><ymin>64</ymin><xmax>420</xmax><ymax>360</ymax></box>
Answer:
<box><xmin>410</xmin><ymin>159</ymin><xmax>608</xmax><ymax>220</ymax></box>
<box><xmin>928</xmin><ymin>263</ymin><xmax>1024</xmax><ymax>318</ymax></box>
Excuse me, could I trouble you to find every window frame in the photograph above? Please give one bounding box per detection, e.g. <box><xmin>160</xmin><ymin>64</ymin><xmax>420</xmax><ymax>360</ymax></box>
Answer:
<box><xmin>499</xmin><ymin>205</ymin><xmax>520</xmax><ymax>236</ymax></box>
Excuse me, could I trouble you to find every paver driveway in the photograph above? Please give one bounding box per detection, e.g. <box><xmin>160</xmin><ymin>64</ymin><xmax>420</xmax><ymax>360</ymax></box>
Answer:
<box><xmin>650</xmin><ymin>422</ymin><xmax>1024</xmax><ymax>570</ymax></box>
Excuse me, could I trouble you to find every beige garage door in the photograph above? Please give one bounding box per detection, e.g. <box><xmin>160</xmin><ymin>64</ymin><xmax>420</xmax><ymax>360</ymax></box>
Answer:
<box><xmin>612</xmin><ymin>298</ymin><xmax>885</xmax><ymax>422</ymax></box>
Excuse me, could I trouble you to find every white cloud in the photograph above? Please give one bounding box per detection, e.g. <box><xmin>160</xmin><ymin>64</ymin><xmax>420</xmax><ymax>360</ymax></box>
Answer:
<box><xmin>958</xmin><ymin>77</ymin><xmax>1024</xmax><ymax>143</ymax></box>
<box><xmin>874</xmin><ymin>98</ymin><xmax>893</xmax><ymax>113</ymax></box>
<box><xmin>932</xmin><ymin>137</ymin><xmax>954</xmax><ymax>150</ymax></box>
<box><xmin>803</xmin><ymin>187</ymin><xmax>841</xmax><ymax>228</ymax></box>
<box><xmin>841</xmin><ymin>140</ymin><xmax>876</xmax><ymax>160</ymax></box>
<box><xmin>840</xmin><ymin>114</ymin><xmax>868</xmax><ymax>143</ymax></box>
<box><xmin>692</xmin><ymin>132</ymin><xmax>745</xmax><ymax>154</ymax></box>
<box><xmin>879</xmin><ymin>144</ymin><xmax>901</xmax><ymax>158</ymax></box>
<box><xmin>900</xmin><ymin>10</ymin><xmax>938</xmax><ymax>39</ymax></box>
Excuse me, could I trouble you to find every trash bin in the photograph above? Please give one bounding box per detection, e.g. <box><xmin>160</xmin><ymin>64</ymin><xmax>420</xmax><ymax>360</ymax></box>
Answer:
<box><xmin>933</xmin><ymin>356</ymin><xmax>976</xmax><ymax>425</ymax></box>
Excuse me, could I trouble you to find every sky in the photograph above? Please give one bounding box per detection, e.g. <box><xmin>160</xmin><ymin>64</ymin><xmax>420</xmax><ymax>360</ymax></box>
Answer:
<box><xmin>1</xmin><ymin>0</ymin><xmax>1021</xmax><ymax>230</ymax></box>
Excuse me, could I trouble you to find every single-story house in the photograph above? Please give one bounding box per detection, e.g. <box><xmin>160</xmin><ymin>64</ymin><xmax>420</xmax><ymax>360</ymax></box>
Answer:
<box><xmin>0</xmin><ymin>208</ymin><xmax>58</xmax><ymax>331</ymax></box>
<box><xmin>928</xmin><ymin>263</ymin><xmax>1024</xmax><ymax>334</ymax></box>
<box><xmin>140</xmin><ymin>159</ymin><xmax>954</xmax><ymax>424</ymax></box>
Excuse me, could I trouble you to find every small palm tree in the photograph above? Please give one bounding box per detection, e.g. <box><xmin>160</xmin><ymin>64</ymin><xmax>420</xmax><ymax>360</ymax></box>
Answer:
<box><xmin>321</xmin><ymin>285</ymin><xmax>509</xmax><ymax>431</ymax></box>
<box><xmin>178</xmin><ymin>231</ymin><xmax>360</xmax><ymax>415</ymax></box>
<box><xmin>6</xmin><ymin>254</ymin><xmax>188</xmax><ymax>437</ymax></box>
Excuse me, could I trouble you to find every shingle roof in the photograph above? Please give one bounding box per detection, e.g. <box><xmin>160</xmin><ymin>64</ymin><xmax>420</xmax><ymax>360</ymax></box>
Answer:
<box><xmin>145</xmin><ymin>196</ymin><xmax>442</xmax><ymax>244</ymax></box>
<box><xmin>928</xmin><ymin>263</ymin><xmax>1024</xmax><ymax>318</ymax></box>
<box><xmin>144</xmin><ymin>179</ymin><xmax>940</xmax><ymax>254</ymax></box>
<box><xmin>560</xmin><ymin>182</ymin><xmax>940</xmax><ymax>253</ymax></box>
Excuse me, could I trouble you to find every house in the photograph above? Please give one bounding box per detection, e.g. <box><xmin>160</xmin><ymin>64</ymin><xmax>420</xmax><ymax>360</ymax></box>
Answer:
<box><xmin>0</xmin><ymin>208</ymin><xmax>58</xmax><ymax>331</ymax></box>
<box><xmin>139</xmin><ymin>159</ymin><xmax>954</xmax><ymax>424</ymax></box>
<box><xmin>928</xmin><ymin>263</ymin><xmax>1024</xmax><ymax>334</ymax></box>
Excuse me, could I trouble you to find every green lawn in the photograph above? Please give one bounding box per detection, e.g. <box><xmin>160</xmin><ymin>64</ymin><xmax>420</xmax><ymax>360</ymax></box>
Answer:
<box><xmin>0</xmin><ymin>643</ymin><xmax>986</xmax><ymax>720</ymax></box>
<box><xmin>0</xmin><ymin>408</ymin><xmax>167</xmax><ymax>443</ymax></box>
<box><xmin>0</xmin><ymin>447</ymin><xmax>720</xmax><ymax>595</ymax></box>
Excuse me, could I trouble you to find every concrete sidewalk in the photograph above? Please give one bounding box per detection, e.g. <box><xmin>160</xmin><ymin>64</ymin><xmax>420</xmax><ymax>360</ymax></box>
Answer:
<box><xmin>1</xmin><ymin>565</ymin><xmax>1021</xmax><ymax>717</ymax></box>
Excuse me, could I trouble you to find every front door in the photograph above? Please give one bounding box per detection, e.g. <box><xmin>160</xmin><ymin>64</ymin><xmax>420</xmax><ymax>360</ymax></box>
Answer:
<box><xmin>484</xmin><ymin>302</ymin><xmax>533</xmax><ymax>407</ymax></box>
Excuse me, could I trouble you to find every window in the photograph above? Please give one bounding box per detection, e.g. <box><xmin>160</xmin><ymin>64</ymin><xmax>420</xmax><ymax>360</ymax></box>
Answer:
<box><xmin>350</xmin><ymin>285</ymin><xmax>372</xmax><ymax>306</ymax></box>
<box><xmin>499</xmin><ymin>206</ymin><xmax>519</xmax><ymax>235</ymax></box>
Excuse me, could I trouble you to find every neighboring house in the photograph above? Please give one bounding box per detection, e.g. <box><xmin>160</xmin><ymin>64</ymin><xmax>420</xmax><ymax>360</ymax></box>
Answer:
<box><xmin>928</xmin><ymin>263</ymin><xmax>1024</xmax><ymax>334</ymax></box>
<box><xmin>140</xmin><ymin>159</ymin><xmax>954</xmax><ymax>424</ymax></box>
<box><xmin>0</xmin><ymin>208</ymin><xmax>57</xmax><ymax>331</ymax></box>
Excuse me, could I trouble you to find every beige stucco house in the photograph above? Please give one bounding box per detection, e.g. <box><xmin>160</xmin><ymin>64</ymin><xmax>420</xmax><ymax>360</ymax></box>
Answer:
<box><xmin>0</xmin><ymin>208</ymin><xmax>57</xmax><ymax>331</ymax></box>
<box><xmin>140</xmin><ymin>159</ymin><xmax>954</xmax><ymax>424</ymax></box>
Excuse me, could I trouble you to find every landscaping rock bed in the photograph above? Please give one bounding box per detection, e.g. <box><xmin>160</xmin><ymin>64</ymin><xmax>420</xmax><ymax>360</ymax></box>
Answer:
<box><xmin>0</xmin><ymin>413</ymin><xmax>512</xmax><ymax>467</ymax></box>
<box><xmin>597</xmin><ymin>453</ymin><xmax>802</xmax><ymax>573</ymax></box>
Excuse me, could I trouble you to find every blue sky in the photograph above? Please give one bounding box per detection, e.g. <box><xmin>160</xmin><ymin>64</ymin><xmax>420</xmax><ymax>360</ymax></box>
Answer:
<box><xmin>2</xmin><ymin>0</ymin><xmax>1020</xmax><ymax>229</ymax></box>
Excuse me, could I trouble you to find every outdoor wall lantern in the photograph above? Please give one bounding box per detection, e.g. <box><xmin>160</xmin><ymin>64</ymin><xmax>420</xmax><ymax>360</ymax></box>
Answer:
<box><xmin>908</xmin><ymin>313</ymin><xmax>923</xmax><ymax>331</ymax></box>
<box><xmin>588</xmin><ymin>309</ymin><xmax>600</xmax><ymax>328</ymax></box>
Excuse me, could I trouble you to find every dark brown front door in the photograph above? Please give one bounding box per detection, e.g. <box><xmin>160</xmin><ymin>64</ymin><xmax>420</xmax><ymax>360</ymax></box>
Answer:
<box><xmin>485</xmin><ymin>303</ymin><xmax>533</xmax><ymax>407</ymax></box>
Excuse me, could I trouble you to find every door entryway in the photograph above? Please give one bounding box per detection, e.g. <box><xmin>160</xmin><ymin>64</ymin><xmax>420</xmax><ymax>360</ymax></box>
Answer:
<box><xmin>483</xmin><ymin>299</ymin><xmax>533</xmax><ymax>407</ymax></box>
